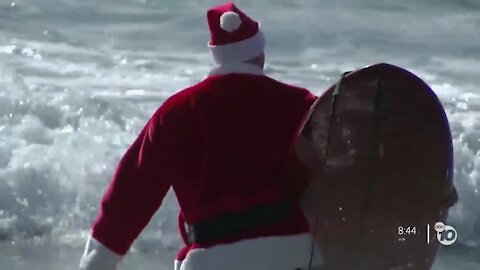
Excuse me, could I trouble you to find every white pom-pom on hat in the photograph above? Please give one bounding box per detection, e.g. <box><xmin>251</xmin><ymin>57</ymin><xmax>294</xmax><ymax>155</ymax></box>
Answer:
<box><xmin>207</xmin><ymin>3</ymin><xmax>264</xmax><ymax>64</ymax></box>
<box><xmin>220</xmin><ymin>11</ymin><xmax>242</xmax><ymax>32</ymax></box>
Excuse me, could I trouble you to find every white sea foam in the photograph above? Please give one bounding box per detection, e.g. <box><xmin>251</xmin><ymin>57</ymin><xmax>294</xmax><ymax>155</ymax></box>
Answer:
<box><xmin>0</xmin><ymin>0</ymin><xmax>478</xmax><ymax>269</ymax></box>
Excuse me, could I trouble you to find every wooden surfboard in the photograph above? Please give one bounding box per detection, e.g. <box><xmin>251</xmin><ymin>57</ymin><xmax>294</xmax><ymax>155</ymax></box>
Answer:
<box><xmin>290</xmin><ymin>63</ymin><xmax>458</xmax><ymax>270</ymax></box>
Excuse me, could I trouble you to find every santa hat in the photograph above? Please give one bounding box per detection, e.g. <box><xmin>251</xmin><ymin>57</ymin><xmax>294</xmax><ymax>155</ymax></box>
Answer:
<box><xmin>207</xmin><ymin>2</ymin><xmax>265</xmax><ymax>64</ymax></box>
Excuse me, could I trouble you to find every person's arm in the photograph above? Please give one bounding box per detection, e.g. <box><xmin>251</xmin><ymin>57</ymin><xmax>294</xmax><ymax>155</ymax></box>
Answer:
<box><xmin>286</xmin><ymin>89</ymin><xmax>320</xmax><ymax>209</ymax></box>
<box><xmin>79</xmin><ymin>106</ymin><xmax>177</xmax><ymax>269</ymax></box>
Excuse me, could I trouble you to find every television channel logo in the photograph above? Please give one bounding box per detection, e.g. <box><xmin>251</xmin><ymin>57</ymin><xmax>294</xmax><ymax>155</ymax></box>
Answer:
<box><xmin>426</xmin><ymin>222</ymin><xmax>458</xmax><ymax>246</ymax></box>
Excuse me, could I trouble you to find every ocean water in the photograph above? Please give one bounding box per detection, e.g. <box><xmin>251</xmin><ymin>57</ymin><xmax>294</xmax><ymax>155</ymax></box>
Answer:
<box><xmin>0</xmin><ymin>0</ymin><xmax>479</xmax><ymax>269</ymax></box>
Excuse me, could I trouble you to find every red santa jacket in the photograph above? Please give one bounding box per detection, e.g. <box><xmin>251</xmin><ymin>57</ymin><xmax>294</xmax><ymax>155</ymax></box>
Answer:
<box><xmin>91</xmin><ymin>63</ymin><xmax>317</xmax><ymax>258</ymax></box>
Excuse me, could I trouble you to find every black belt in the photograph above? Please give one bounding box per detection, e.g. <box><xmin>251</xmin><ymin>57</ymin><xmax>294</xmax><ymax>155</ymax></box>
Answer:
<box><xmin>187</xmin><ymin>202</ymin><xmax>293</xmax><ymax>244</ymax></box>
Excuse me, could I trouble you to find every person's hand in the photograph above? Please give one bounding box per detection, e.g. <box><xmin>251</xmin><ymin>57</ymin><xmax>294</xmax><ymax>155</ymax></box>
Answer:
<box><xmin>79</xmin><ymin>235</ymin><xmax>122</xmax><ymax>270</ymax></box>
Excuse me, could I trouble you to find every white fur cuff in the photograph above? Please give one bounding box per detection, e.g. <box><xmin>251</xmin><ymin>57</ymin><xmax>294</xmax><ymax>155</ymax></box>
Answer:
<box><xmin>79</xmin><ymin>235</ymin><xmax>122</xmax><ymax>270</ymax></box>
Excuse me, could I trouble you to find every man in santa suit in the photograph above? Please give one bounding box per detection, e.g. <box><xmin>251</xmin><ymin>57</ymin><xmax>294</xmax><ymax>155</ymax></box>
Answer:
<box><xmin>79</xmin><ymin>2</ymin><xmax>324</xmax><ymax>270</ymax></box>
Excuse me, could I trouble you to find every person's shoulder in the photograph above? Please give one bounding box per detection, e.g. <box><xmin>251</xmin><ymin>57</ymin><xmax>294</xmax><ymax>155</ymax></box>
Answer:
<box><xmin>150</xmin><ymin>78</ymin><xmax>212</xmax><ymax>121</ymax></box>
<box><xmin>264</xmin><ymin>76</ymin><xmax>317</xmax><ymax>99</ymax></box>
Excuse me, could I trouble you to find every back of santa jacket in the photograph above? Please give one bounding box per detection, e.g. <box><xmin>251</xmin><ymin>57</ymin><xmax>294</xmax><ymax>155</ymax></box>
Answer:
<box><xmin>91</xmin><ymin>67</ymin><xmax>317</xmax><ymax>257</ymax></box>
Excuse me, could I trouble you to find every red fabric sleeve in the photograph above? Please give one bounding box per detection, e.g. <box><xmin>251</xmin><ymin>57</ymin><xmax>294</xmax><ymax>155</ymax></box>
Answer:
<box><xmin>91</xmin><ymin>106</ymin><xmax>176</xmax><ymax>256</ymax></box>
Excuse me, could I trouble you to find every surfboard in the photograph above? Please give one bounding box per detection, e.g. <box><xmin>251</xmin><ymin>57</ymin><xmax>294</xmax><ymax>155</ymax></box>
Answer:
<box><xmin>290</xmin><ymin>63</ymin><xmax>458</xmax><ymax>270</ymax></box>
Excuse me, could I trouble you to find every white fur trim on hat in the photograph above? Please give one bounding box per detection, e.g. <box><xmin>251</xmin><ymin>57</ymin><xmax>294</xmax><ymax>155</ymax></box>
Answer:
<box><xmin>175</xmin><ymin>233</ymin><xmax>323</xmax><ymax>270</ymax></box>
<box><xmin>209</xmin><ymin>30</ymin><xmax>265</xmax><ymax>64</ymax></box>
<box><xmin>208</xmin><ymin>62</ymin><xmax>264</xmax><ymax>77</ymax></box>
<box><xmin>220</xmin><ymin>11</ymin><xmax>242</xmax><ymax>32</ymax></box>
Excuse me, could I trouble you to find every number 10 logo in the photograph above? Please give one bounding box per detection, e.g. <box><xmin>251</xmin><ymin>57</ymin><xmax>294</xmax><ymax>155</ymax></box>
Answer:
<box><xmin>427</xmin><ymin>222</ymin><xmax>457</xmax><ymax>246</ymax></box>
